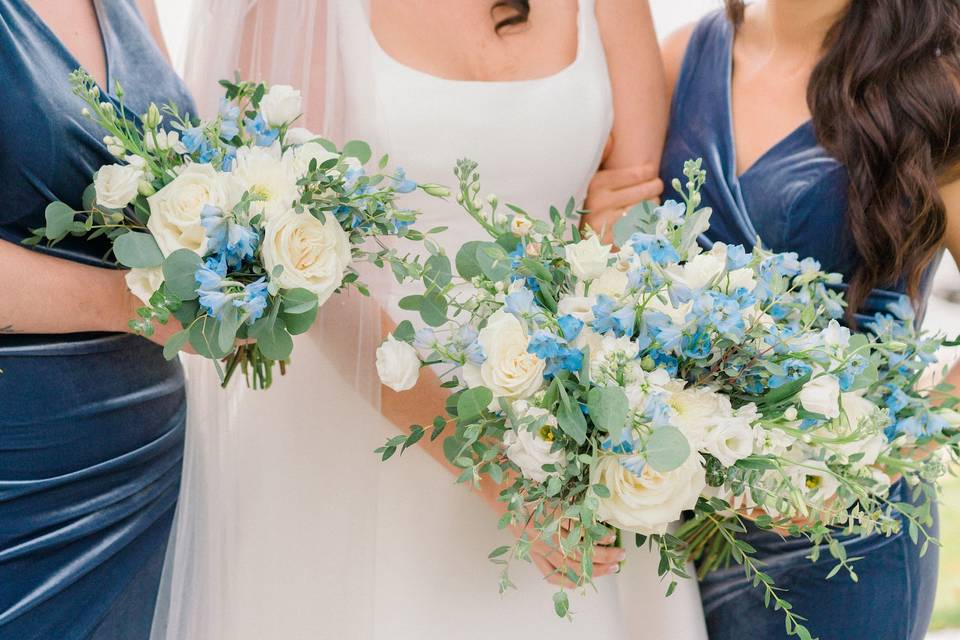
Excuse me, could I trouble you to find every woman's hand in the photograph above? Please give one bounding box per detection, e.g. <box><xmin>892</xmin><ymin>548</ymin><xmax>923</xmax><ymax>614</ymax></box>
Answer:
<box><xmin>582</xmin><ymin>165</ymin><xmax>664</xmax><ymax>245</ymax></box>
<box><xmin>514</xmin><ymin>518</ymin><xmax>625</xmax><ymax>588</ymax></box>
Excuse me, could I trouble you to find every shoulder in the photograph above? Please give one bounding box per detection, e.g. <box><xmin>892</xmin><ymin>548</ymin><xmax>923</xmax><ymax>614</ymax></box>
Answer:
<box><xmin>661</xmin><ymin>23</ymin><xmax>697</xmax><ymax>97</ymax></box>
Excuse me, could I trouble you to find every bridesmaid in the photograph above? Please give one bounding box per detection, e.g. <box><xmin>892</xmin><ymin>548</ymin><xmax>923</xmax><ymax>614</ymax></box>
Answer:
<box><xmin>646</xmin><ymin>0</ymin><xmax>959</xmax><ymax>638</ymax></box>
<box><xmin>0</xmin><ymin>1</ymin><xmax>194</xmax><ymax>638</ymax></box>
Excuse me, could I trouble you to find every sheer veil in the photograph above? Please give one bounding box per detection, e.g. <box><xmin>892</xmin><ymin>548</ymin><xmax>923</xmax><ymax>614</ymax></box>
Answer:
<box><xmin>151</xmin><ymin>2</ymin><xmax>383</xmax><ymax>638</ymax></box>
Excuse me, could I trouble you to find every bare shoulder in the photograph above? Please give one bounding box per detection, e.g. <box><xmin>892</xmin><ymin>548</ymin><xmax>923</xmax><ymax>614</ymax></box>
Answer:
<box><xmin>941</xmin><ymin>176</ymin><xmax>960</xmax><ymax>262</ymax></box>
<box><xmin>661</xmin><ymin>22</ymin><xmax>697</xmax><ymax>97</ymax></box>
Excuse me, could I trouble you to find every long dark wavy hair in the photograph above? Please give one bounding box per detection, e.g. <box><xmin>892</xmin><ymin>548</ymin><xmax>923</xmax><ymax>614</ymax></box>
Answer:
<box><xmin>726</xmin><ymin>0</ymin><xmax>960</xmax><ymax>319</ymax></box>
<box><xmin>492</xmin><ymin>0</ymin><xmax>531</xmax><ymax>33</ymax></box>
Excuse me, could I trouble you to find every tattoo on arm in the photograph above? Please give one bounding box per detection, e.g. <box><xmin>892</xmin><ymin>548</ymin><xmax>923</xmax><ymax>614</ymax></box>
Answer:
<box><xmin>0</xmin><ymin>325</ymin><xmax>19</xmax><ymax>334</ymax></box>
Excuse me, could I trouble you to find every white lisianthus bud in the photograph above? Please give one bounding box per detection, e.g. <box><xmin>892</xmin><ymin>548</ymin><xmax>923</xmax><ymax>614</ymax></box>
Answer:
<box><xmin>94</xmin><ymin>164</ymin><xmax>142</xmax><ymax>209</ymax></box>
<box><xmin>566</xmin><ymin>235</ymin><xmax>612</xmax><ymax>281</ymax></box>
<box><xmin>142</xmin><ymin>103</ymin><xmax>162</xmax><ymax>129</ymax></box>
<box><xmin>510</xmin><ymin>215</ymin><xmax>533</xmax><ymax>237</ymax></box>
<box><xmin>799</xmin><ymin>374</ymin><xmax>841</xmax><ymax>419</ymax></box>
<box><xmin>784</xmin><ymin>406</ymin><xmax>799</xmax><ymax>421</ymax></box>
<box><xmin>376</xmin><ymin>335</ymin><xmax>421</xmax><ymax>392</ymax></box>
<box><xmin>137</xmin><ymin>180</ymin><xmax>156</xmax><ymax>197</ymax></box>
<box><xmin>494</xmin><ymin>213</ymin><xmax>508</xmax><ymax>225</ymax></box>
<box><xmin>125</xmin><ymin>267</ymin><xmax>164</xmax><ymax>305</ymax></box>
<box><xmin>487</xmin><ymin>193</ymin><xmax>499</xmax><ymax>208</ymax></box>
<box><xmin>422</xmin><ymin>184</ymin><xmax>451</xmax><ymax>198</ymax></box>
<box><xmin>472</xmin><ymin>197</ymin><xmax>483</xmax><ymax>210</ymax></box>
<box><xmin>260</xmin><ymin>84</ymin><xmax>302</xmax><ymax>127</ymax></box>
<box><xmin>81</xmin><ymin>107</ymin><xmax>91</xmax><ymax>118</ymax></box>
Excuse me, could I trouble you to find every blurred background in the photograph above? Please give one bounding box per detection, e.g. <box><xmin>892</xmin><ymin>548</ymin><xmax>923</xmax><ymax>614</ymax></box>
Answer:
<box><xmin>156</xmin><ymin>0</ymin><xmax>960</xmax><ymax>635</ymax></box>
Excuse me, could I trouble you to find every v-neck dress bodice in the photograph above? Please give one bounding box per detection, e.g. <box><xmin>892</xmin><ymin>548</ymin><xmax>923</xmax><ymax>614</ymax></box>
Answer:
<box><xmin>660</xmin><ymin>10</ymin><xmax>941</xmax><ymax>326</ymax></box>
<box><xmin>0</xmin><ymin>2</ymin><xmax>192</xmax><ymax>639</ymax></box>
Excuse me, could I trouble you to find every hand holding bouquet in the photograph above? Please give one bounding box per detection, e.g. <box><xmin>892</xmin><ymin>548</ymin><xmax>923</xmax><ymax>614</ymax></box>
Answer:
<box><xmin>375</xmin><ymin>158</ymin><xmax>959</xmax><ymax>637</ymax></box>
<box><xmin>28</xmin><ymin>71</ymin><xmax>444</xmax><ymax>388</ymax></box>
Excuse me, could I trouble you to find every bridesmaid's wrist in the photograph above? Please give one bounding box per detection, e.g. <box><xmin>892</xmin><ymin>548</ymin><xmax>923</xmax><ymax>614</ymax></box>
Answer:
<box><xmin>109</xmin><ymin>270</ymin><xmax>139</xmax><ymax>334</ymax></box>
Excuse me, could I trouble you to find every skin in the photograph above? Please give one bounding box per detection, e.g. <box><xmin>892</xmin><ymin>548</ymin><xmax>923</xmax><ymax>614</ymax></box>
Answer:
<box><xmin>373</xmin><ymin>0</ymin><xmax>670</xmax><ymax>584</ymax></box>
<box><xmin>657</xmin><ymin>0</ymin><xmax>960</xmax><ymax>527</ymax></box>
<box><xmin>0</xmin><ymin>1</ymin><xmax>183</xmax><ymax>346</ymax></box>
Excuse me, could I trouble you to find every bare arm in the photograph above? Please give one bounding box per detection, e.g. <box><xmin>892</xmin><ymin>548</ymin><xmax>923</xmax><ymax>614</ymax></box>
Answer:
<box><xmin>0</xmin><ymin>241</ymin><xmax>147</xmax><ymax>336</ymax></box>
<box><xmin>582</xmin><ymin>15</ymin><xmax>694</xmax><ymax>242</ymax></box>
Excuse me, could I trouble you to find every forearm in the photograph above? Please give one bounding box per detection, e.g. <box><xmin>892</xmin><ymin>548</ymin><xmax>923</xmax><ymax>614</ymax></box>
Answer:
<box><xmin>379</xmin><ymin>312</ymin><xmax>507</xmax><ymax>514</ymax></box>
<box><xmin>0</xmin><ymin>241</ymin><xmax>131</xmax><ymax>334</ymax></box>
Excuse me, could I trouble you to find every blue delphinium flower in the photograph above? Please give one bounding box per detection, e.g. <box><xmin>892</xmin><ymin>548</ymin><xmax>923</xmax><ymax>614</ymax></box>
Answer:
<box><xmin>557</xmin><ymin>314</ymin><xmax>584</xmax><ymax>342</ymax></box>
<box><xmin>527</xmin><ymin>329</ymin><xmax>583</xmax><ymax>377</ymax></box>
<box><xmin>591</xmin><ymin>295</ymin><xmax>635</xmax><ymax>336</ymax></box>
<box><xmin>645</xmin><ymin>311</ymin><xmax>683</xmax><ymax>352</ymax></box>
<box><xmin>725</xmin><ymin>244</ymin><xmax>751</xmax><ymax>270</ymax></box>
<box><xmin>656</xmin><ymin>200</ymin><xmax>686</xmax><ymax>226</ymax></box>
<box><xmin>201</xmin><ymin>205</ymin><xmax>259</xmax><ymax>268</ymax></box>
<box><xmin>769</xmin><ymin>359</ymin><xmax>813</xmax><ymax>388</ymax></box>
<box><xmin>195</xmin><ymin>257</ymin><xmax>232</xmax><ymax>318</ymax></box>
<box><xmin>693</xmin><ymin>291</ymin><xmax>745</xmax><ymax>340</ymax></box>
<box><xmin>681</xmin><ymin>326</ymin><xmax>712</xmax><ymax>359</ymax></box>
<box><xmin>893</xmin><ymin>412</ymin><xmax>947</xmax><ymax>439</ymax></box>
<box><xmin>244</xmin><ymin>113</ymin><xmax>279</xmax><ymax>147</ymax></box>
<box><xmin>391</xmin><ymin>168</ymin><xmax>417</xmax><ymax>194</ymax></box>
<box><xmin>505</xmin><ymin>286</ymin><xmax>537</xmax><ymax>316</ymax></box>
<box><xmin>414</xmin><ymin>328</ymin><xmax>437</xmax><ymax>349</ymax></box>
<box><xmin>182</xmin><ymin>126</ymin><xmax>216</xmax><ymax>164</ymax></box>
<box><xmin>452</xmin><ymin>326</ymin><xmax>486</xmax><ymax>365</ymax></box>
<box><xmin>237</xmin><ymin>278</ymin><xmax>268</xmax><ymax>324</ymax></box>
<box><xmin>887</xmin><ymin>295</ymin><xmax>916</xmax><ymax>323</ymax></box>
<box><xmin>630</xmin><ymin>232</ymin><xmax>681</xmax><ymax>266</ymax></box>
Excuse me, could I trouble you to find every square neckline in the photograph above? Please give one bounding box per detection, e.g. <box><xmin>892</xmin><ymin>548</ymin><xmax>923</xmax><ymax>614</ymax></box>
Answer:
<box><xmin>15</xmin><ymin>0</ymin><xmax>113</xmax><ymax>95</ymax></box>
<box><xmin>364</xmin><ymin>0</ymin><xmax>585</xmax><ymax>86</ymax></box>
<box><xmin>721</xmin><ymin>18</ymin><xmax>813</xmax><ymax>181</ymax></box>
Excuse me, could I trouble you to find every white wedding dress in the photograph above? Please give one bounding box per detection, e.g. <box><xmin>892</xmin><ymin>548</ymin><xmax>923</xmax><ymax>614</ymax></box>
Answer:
<box><xmin>152</xmin><ymin>1</ymin><xmax>708</xmax><ymax>638</ymax></box>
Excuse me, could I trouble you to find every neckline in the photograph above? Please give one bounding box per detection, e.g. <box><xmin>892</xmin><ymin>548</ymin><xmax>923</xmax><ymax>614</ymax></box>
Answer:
<box><xmin>722</xmin><ymin>18</ymin><xmax>812</xmax><ymax>181</ymax></box>
<box><xmin>17</xmin><ymin>0</ymin><xmax>113</xmax><ymax>95</ymax></box>
<box><xmin>365</xmin><ymin>0</ymin><xmax>585</xmax><ymax>86</ymax></box>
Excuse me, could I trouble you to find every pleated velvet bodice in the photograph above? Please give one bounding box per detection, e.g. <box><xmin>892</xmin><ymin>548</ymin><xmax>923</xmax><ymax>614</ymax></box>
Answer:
<box><xmin>660</xmin><ymin>10</ymin><xmax>942</xmax><ymax>325</ymax></box>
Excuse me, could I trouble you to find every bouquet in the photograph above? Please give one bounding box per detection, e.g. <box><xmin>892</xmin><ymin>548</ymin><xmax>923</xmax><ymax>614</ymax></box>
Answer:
<box><xmin>27</xmin><ymin>71</ymin><xmax>444</xmax><ymax>388</ymax></box>
<box><xmin>375</xmin><ymin>158</ymin><xmax>959</xmax><ymax>637</ymax></box>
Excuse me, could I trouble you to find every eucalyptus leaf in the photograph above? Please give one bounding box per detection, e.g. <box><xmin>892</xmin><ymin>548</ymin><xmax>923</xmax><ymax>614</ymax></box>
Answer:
<box><xmin>455</xmin><ymin>241</ymin><xmax>486</xmax><ymax>279</ymax></box>
<box><xmin>457</xmin><ymin>387</ymin><xmax>493</xmax><ymax>421</ymax></box>
<box><xmin>114</xmin><ymin>232</ymin><xmax>164</xmax><ymax>268</ymax></box>
<box><xmin>393</xmin><ymin>320</ymin><xmax>415</xmax><ymax>343</ymax></box>
<box><xmin>476</xmin><ymin>243</ymin><xmax>512</xmax><ymax>282</ymax></box>
<box><xmin>341</xmin><ymin>140</ymin><xmax>372</xmax><ymax>165</ymax></box>
<box><xmin>189</xmin><ymin>316</ymin><xmax>230</xmax><ymax>359</ymax></box>
<box><xmin>557</xmin><ymin>385</ymin><xmax>588</xmax><ymax>445</ymax></box>
<box><xmin>645</xmin><ymin>426</ymin><xmax>691</xmax><ymax>473</ymax></box>
<box><xmin>420</xmin><ymin>293</ymin><xmax>448</xmax><ymax>327</ymax></box>
<box><xmin>280</xmin><ymin>288</ymin><xmax>319</xmax><ymax>315</ymax></box>
<box><xmin>423</xmin><ymin>254</ymin><xmax>452</xmax><ymax>291</ymax></box>
<box><xmin>587</xmin><ymin>386</ymin><xmax>630</xmax><ymax>433</ymax></box>
<box><xmin>44</xmin><ymin>202</ymin><xmax>76</xmax><ymax>240</ymax></box>
<box><xmin>162</xmin><ymin>250</ymin><xmax>203</xmax><ymax>301</ymax></box>
<box><xmin>217</xmin><ymin>305</ymin><xmax>242</xmax><ymax>354</ymax></box>
<box><xmin>162</xmin><ymin>329</ymin><xmax>190</xmax><ymax>360</ymax></box>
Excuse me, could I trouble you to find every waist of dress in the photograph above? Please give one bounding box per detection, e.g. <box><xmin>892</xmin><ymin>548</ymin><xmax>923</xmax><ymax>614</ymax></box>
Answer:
<box><xmin>0</xmin><ymin>331</ymin><xmax>148</xmax><ymax>356</ymax></box>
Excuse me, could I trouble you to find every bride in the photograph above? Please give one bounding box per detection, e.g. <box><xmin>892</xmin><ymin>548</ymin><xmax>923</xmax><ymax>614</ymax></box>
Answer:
<box><xmin>152</xmin><ymin>1</ymin><xmax>708</xmax><ymax>638</ymax></box>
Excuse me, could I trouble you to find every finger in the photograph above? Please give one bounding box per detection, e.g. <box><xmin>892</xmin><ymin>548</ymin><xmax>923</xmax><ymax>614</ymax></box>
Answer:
<box><xmin>545</xmin><ymin>549</ymin><xmax>582</xmax><ymax>567</ymax></box>
<box><xmin>591</xmin><ymin>544</ymin><xmax>627</xmax><ymax>565</ymax></box>
<box><xmin>588</xmin><ymin>179</ymin><xmax>665</xmax><ymax>212</ymax></box>
<box><xmin>593</xmin><ymin>562</ymin><xmax>621</xmax><ymax>577</ymax></box>
<box><xmin>590</xmin><ymin>165</ymin><xmax>658</xmax><ymax>191</ymax></box>
<box><xmin>534</xmin><ymin>554</ymin><xmax>579</xmax><ymax>589</ymax></box>
<box><xmin>600</xmin><ymin>532</ymin><xmax>617</xmax><ymax>545</ymax></box>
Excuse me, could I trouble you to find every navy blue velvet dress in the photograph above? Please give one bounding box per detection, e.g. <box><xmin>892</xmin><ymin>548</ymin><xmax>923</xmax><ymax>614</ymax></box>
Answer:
<box><xmin>660</xmin><ymin>11</ymin><xmax>941</xmax><ymax>640</ymax></box>
<box><xmin>0</xmin><ymin>1</ymin><xmax>194</xmax><ymax>638</ymax></box>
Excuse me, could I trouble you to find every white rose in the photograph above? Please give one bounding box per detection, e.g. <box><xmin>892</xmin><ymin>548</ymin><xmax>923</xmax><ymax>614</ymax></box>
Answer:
<box><xmin>591</xmin><ymin>267</ymin><xmax>630</xmax><ymax>299</ymax></box>
<box><xmin>262</xmin><ymin>208</ymin><xmax>352</xmax><ymax>305</ymax></box>
<box><xmin>231</xmin><ymin>143</ymin><xmax>300</xmax><ymax>219</ymax></box>
<box><xmin>566</xmin><ymin>236</ymin><xmax>612</xmax><ymax>281</ymax></box>
<box><xmin>557</xmin><ymin>294</ymin><xmax>597</xmax><ymax>324</ymax></box>
<box><xmin>462</xmin><ymin>310</ymin><xmax>545</xmax><ymax>401</ymax></box>
<box><xmin>376</xmin><ymin>335</ymin><xmax>421</xmax><ymax>392</ymax></box>
<box><xmin>592</xmin><ymin>452</ymin><xmax>706</xmax><ymax>535</ymax></box>
<box><xmin>125</xmin><ymin>267</ymin><xmax>164</xmax><ymax>305</ymax></box>
<box><xmin>504</xmin><ymin>407</ymin><xmax>566</xmax><ymax>482</ymax></box>
<box><xmin>665</xmin><ymin>253</ymin><xmax>725</xmax><ymax>290</ymax></box>
<box><xmin>94</xmin><ymin>164</ymin><xmax>142</xmax><ymax>209</ymax></box>
<box><xmin>799</xmin><ymin>374</ymin><xmax>841</xmax><ymax>419</ymax></box>
<box><xmin>285</xmin><ymin>127</ymin><xmax>319</xmax><ymax>146</ymax></box>
<box><xmin>703</xmin><ymin>417</ymin><xmax>755</xmax><ymax>466</ymax></box>
<box><xmin>147</xmin><ymin>163</ymin><xmax>233</xmax><ymax>256</ymax></box>
<box><xmin>284</xmin><ymin>141</ymin><xmax>340</xmax><ymax>178</ymax></box>
<box><xmin>260</xmin><ymin>84</ymin><xmax>302</xmax><ymax>127</ymax></box>
<box><xmin>510</xmin><ymin>216</ymin><xmax>533</xmax><ymax>237</ymax></box>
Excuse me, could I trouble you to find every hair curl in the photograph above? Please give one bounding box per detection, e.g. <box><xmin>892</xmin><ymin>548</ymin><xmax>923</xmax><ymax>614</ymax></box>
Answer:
<box><xmin>725</xmin><ymin>0</ymin><xmax>960</xmax><ymax>319</ymax></box>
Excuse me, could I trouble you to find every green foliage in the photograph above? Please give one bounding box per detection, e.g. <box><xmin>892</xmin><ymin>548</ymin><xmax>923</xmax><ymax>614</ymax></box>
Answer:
<box><xmin>113</xmin><ymin>232</ymin><xmax>164</xmax><ymax>268</ymax></box>
<box><xmin>161</xmin><ymin>250</ymin><xmax>203</xmax><ymax>301</ymax></box>
<box><xmin>644</xmin><ymin>426</ymin><xmax>690</xmax><ymax>473</ymax></box>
